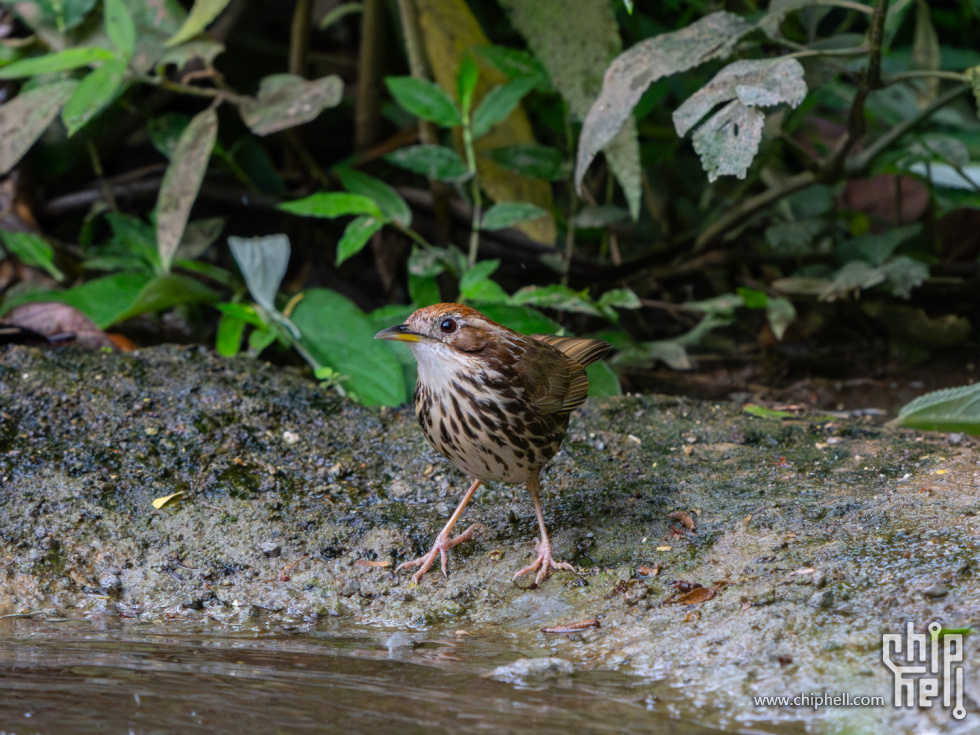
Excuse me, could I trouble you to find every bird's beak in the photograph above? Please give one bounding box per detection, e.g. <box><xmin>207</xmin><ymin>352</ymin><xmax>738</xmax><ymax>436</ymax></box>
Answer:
<box><xmin>374</xmin><ymin>324</ymin><xmax>424</xmax><ymax>343</ymax></box>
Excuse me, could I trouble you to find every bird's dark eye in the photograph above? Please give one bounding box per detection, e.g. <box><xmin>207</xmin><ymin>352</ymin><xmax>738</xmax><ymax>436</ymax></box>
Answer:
<box><xmin>440</xmin><ymin>318</ymin><xmax>457</xmax><ymax>334</ymax></box>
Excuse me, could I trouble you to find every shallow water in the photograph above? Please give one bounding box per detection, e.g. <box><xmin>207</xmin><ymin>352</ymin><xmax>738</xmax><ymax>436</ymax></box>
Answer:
<box><xmin>0</xmin><ymin>615</ymin><xmax>721</xmax><ymax>735</ymax></box>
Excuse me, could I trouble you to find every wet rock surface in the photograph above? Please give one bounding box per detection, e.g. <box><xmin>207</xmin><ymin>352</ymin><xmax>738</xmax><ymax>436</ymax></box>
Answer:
<box><xmin>1</xmin><ymin>344</ymin><xmax>978</xmax><ymax>733</ymax></box>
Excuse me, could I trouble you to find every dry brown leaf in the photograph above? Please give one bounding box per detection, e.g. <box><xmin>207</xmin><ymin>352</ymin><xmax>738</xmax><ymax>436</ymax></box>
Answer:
<box><xmin>541</xmin><ymin>617</ymin><xmax>601</xmax><ymax>634</ymax></box>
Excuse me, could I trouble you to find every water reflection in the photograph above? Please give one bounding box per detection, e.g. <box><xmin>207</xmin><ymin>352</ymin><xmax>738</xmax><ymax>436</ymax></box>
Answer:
<box><xmin>0</xmin><ymin>615</ymin><xmax>717</xmax><ymax>734</ymax></box>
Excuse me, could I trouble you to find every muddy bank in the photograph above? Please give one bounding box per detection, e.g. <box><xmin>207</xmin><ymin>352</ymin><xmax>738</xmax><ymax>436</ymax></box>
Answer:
<box><xmin>1</xmin><ymin>344</ymin><xmax>977</xmax><ymax>733</ymax></box>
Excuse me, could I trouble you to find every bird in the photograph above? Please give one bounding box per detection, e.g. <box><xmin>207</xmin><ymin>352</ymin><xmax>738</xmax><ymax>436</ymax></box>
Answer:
<box><xmin>375</xmin><ymin>303</ymin><xmax>613</xmax><ymax>585</ymax></box>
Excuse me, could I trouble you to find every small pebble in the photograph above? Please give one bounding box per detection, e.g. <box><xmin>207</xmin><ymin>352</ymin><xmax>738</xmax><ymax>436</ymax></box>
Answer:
<box><xmin>922</xmin><ymin>581</ymin><xmax>949</xmax><ymax>598</ymax></box>
<box><xmin>807</xmin><ymin>589</ymin><xmax>834</xmax><ymax>609</ymax></box>
<box><xmin>488</xmin><ymin>657</ymin><xmax>574</xmax><ymax>684</ymax></box>
<box><xmin>260</xmin><ymin>542</ymin><xmax>282</xmax><ymax>558</ymax></box>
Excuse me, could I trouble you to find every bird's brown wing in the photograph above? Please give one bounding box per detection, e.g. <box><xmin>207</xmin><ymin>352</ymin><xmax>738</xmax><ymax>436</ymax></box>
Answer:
<box><xmin>529</xmin><ymin>335</ymin><xmax>613</xmax><ymax>367</ymax></box>
<box><xmin>523</xmin><ymin>336</ymin><xmax>613</xmax><ymax>414</ymax></box>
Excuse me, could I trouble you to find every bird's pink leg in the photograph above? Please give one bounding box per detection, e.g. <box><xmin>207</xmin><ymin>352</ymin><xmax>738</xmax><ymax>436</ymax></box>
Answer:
<box><xmin>397</xmin><ymin>478</ymin><xmax>484</xmax><ymax>584</ymax></box>
<box><xmin>513</xmin><ymin>472</ymin><xmax>575</xmax><ymax>585</ymax></box>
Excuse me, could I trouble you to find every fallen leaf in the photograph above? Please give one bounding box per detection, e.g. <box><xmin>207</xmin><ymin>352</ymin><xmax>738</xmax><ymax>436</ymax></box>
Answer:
<box><xmin>636</xmin><ymin>564</ymin><xmax>660</xmax><ymax>578</ymax></box>
<box><xmin>151</xmin><ymin>491</ymin><xmax>185</xmax><ymax>509</ymax></box>
<box><xmin>675</xmin><ymin>587</ymin><xmax>716</xmax><ymax>605</ymax></box>
<box><xmin>541</xmin><ymin>617</ymin><xmax>601</xmax><ymax>634</ymax></box>
<box><xmin>354</xmin><ymin>559</ymin><xmax>391</xmax><ymax>568</ymax></box>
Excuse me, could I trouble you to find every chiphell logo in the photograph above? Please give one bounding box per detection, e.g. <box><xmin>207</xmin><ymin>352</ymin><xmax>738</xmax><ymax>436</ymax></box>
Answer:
<box><xmin>882</xmin><ymin>621</ymin><xmax>965</xmax><ymax>720</ymax></box>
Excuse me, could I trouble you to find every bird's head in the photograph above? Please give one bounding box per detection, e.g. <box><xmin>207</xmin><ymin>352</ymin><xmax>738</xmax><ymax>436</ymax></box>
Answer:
<box><xmin>374</xmin><ymin>303</ymin><xmax>516</xmax><ymax>354</ymax></box>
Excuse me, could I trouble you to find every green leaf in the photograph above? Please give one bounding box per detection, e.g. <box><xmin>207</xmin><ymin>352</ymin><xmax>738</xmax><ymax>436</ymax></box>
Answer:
<box><xmin>113</xmin><ymin>274</ymin><xmax>220</xmax><ymax>323</ymax></box>
<box><xmin>896</xmin><ymin>383</ymin><xmax>980</xmax><ymax>434</ymax></box>
<box><xmin>471</xmin><ymin>76</ymin><xmax>536</xmax><ymax>138</ymax></box>
<box><xmin>385</xmin><ymin>145</ymin><xmax>469</xmax><ymax>183</ymax></box>
<box><xmin>482</xmin><ymin>202</ymin><xmax>548</xmax><ymax>231</ymax></box>
<box><xmin>291</xmin><ymin>288</ymin><xmax>408</xmax><ymax>406</ymax></box>
<box><xmin>155</xmin><ymin>107</ymin><xmax>218</xmax><ymax>272</ymax></box>
<box><xmin>280</xmin><ymin>192</ymin><xmax>384</xmax><ymax>219</ymax></box>
<box><xmin>214</xmin><ymin>302</ymin><xmax>267</xmax><ymax>328</ymax></box>
<box><xmin>0</xmin><ymin>46</ymin><xmax>115</xmax><ymax>79</ymax></box>
<box><xmin>0</xmin><ymin>230</ymin><xmax>64</xmax><ymax>280</ymax></box>
<box><xmin>215</xmin><ymin>312</ymin><xmax>245</xmax><ymax>357</ymax></box>
<box><xmin>473</xmin><ymin>304</ymin><xmax>560</xmax><ymax>334</ymax></box>
<box><xmin>587</xmin><ymin>361</ymin><xmax>620</xmax><ymax>397</ymax></box>
<box><xmin>743</xmin><ymin>404</ymin><xmax>795</xmax><ymax>420</ymax></box>
<box><xmin>737</xmin><ymin>287</ymin><xmax>768</xmax><ymax>309</ymax></box>
<box><xmin>0</xmin><ymin>80</ymin><xmax>78</xmax><ymax>176</ymax></box>
<box><xmin>484</xmin><ymin>144</ymin><xmax>566</xmax><ymax>181</ymax></box>
<box><xmin>385</xmin><ymin>76</ymin><xmax>461</xmax><ymax>128</ymax></box>
<box><xmin>510</xmin><ymin>284</ymin><xmax>604</xmax><ymax>317</ymax></box>
<box><xmin>457</xmin><ymin>56</ymin><xmax>479</xmax><ymax>115</ymax></box>
<box><xmin>104</xmin><ymin>0</ymin><xmax>136</xmax><ymax>60</ymax></box>
<box><xmin>0</xmin><ymin>272</ymin><xmax>219</xmax><ymax>328</ymax></box>
<box><xmin>336</xmin><ymin>216</ymin><xmax>384</xmax><ymax>266</ymax></box>
<box><xmin>459</xmin><ymin>259</ymin><xmax>500</xmax><ymax>293</ymax></box>
<box><xmin>336</xmin><ymin>167</ymin><xmax>411</xmax><ymax>227</ymax></box>
<box><xmin>165</xmin><ymin>0</ymin><xmax>232</xmax><ymax>47</ymax></box>
<box><xmin>239</xmin><ymin>74</ymin><xmax>343</xmax><ymax>136</ymax></box>
<box><xmin>597</xmin><ymin>288</ymin><xmax>640</xmax><ymax>310</ymax></box>
<box><xmin>61</xmin><ymin>58</ymin><xmax>127</xmax><ymax>136</ymax></box>
<box><xmin>227</xmin><ymin>234</ymin><xmax>290</xmax><ymax>314</ymax></box>
<box><xmin>766</xmin><ymin>296</ymin><xmax>796</xmax><ymax>341</ymax></box>
<box><xmin>474</xmin><ymin>45</ymin><xmax>551</xmax><ymax>92</ymax></box>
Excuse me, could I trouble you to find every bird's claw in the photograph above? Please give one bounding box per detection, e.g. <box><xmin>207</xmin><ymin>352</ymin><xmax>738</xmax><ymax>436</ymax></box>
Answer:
<box><xmin>396</xmin><ymin>523</ymin><xmax>484</xmax><ymax>584</ymax></box>
<box><xmin>513</xmin><ymin>537</ymin><xmax>575</xmax><ymax>585</ymax></box>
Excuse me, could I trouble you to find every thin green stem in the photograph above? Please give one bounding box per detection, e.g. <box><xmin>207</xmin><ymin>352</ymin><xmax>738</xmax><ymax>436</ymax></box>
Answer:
<box><xmin>884</xmin><ymin>70</ymin><xmax>970</xmax><ymax>84</ymax></box>
<box><xmin>462</xmin><ymin>118</ymin><xmax>481</xmax><ymax>269</ymax></box>
<box><xmin>788</xmin><ymin>45</ymin><xmax>870</xmax><ymax>59</ymax></box>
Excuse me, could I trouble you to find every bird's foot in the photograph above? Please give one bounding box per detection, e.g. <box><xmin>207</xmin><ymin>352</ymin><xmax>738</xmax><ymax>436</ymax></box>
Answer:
<box><xmin>396</xmin><ymin>524</ymin><xmax>484</xmax><ymax>584</ymax></box>
<box><xmin>513</xmin><ymin>538</ymin><xmax>575</xmax><ymax>585</ymax></box>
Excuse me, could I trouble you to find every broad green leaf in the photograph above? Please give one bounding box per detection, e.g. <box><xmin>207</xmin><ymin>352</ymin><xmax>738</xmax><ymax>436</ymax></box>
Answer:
<box><xmin>573</xmin><ymin>204</ymin><xmax>630</xmax><ymax>229</ymax></box>
<box><xmin>0</xmin><ymin>272</ymin><xmax>218</xmax><ymax>328</ymax></box>
<box><xmin>407</xmin><ymin>247</ymin><xmax>443</xmax><ymax>306</ymax></box>
<box><xmin>575</xmin><ymin>11</ymin><xmax>754</xmax><ymax>192</ymax></box>
<box><xmin>471</xmin><ymin>77</ymin><xmax>536</xmax><ymax>138</ymax></box>
<box><xmin>587</xmin><ymin>361</ymin><xmax>621</xmax><ymax>397</ymax></box>
<box><xmin>280</xmin><ymin>192</ymin><xmax>384</xmax><ymax>219</ymax></box>
<box><xmin>104</xmin><ymin>0</ymin><xmax>136</xmax><ymax>60</ymax></box>
<box><xmin>461</xmin><ymin>278</ymin><xmax>509</xmax><ymax>304</ymax></box>
<box><xmin>457</xmin><ymin>56</ymin><xmax>479</xmax><ymax>115</ymax></box>
<box><xmin>239</xmin><ymin>73</ymin><xmax>343</xmax><ymax>136</ymax></box>
<box><xmin>474</xmin><ymin>304</ymin><xmax>560</xmax><ymax>334</ymax></box>
<box><xmin>15</xmin><ymin>0</ymin><xmax>98</xmax><ymax>32</ymax></box>
<box><xmin>337</xmin><ymin>167</ymin><xmax>412</xmax><ymax>227</ymax></box>
<box><xmin>215</xmin><ymin>312</ymin><xmax>245</xmax><ymax>357</ymax></box>
<box><xmin>509</xmin><ymin>284</ymin><xmax>604</xmax><ymax>318</ymax></box>
<box><xmin>897</xmin><ymin>383</ymin><xmax>980</xmax><ymax>434</ymax></box>
<box><xmin>0</xmin><ymin>46</ymin><xmax>115</xmax><ymax>79</ymax></box>
<box><xmin>165</xmin><ymin>0</ymin><xmax>231</xmax><ymax>47</ymax></box>
<box><xmin>292</xmin><ymin>288</ymin><xmax>407</xmax><ymax>406</ymax></box>
<box><xmin>912</xmin><ymin>0</ymin><xmax>939</xmax><ymax>108</ymax></box>
<box><xmin>459</xmin><ymin>259</ymin><xmax>500</xmax><ymax>293</ymax></box>
<box><xmin>0</xmin><ymin>230</ymin><xmax>64</xmax><ymax>280</ymax></box>
<box><xmin>482</xmin><ymin>202</ymin><xmax>548</xmax><ymax>231</ymax></box>
<box><xmin>474</xmin><ymin>45</ymin><xmax>551</xmax><ymax>92</ymax></box>
<box><xmin>646</xmin><ymin>339</ymin><xmax>690</xmax><ymax>370</ymax></box>
<box><xmin>737</xmin><ymin>287</ymin><xmax>768</xmax><ymax>310</ymax></box>
<box><xmin>0</xmin><ymin>80</ymin><xmax>77</xmax><ymax>176</ymax></box>
<box><xmin>597</xmin><ymin>288</ymin><xmax>640</xmax><ymax>310</ymax></box>
<box><xmin>837</xmin><ymin>224</ymin><xmax>921</xmax><ymax>266</ymax></box>
<box><xmin>766</xmin><ymin>297</ymin><xmax>796</xmax><ymax>341</ymax></box>
<box><xmin>61</xmin><ymin>58</ymin><xmax>127</xmax><ymax>137</ymax></box>
<box><xmin>898</xmin><ymin>384</ymin><xmax>980</xmax><ymax>435</ymax></box>
<box><xmin>385</xmin><ymin>76</ymin><xmax>461</xmax><ymax>128</ymax></box>
<box><xmin>336</xmin><ymin>216</ymin><xmax>384</xmax><ymax>266</ymax></box>
<box><xmin>113</xmin><ymin>273</ymin><xmax>220</xmax><ymax>323</ymax></box>
<box><xmin>227</xmin><ymin>234</ymin><xmax>290</xmax><ymax>314</ymax></box>
<box><xmin>385</xmin><ymin>145</ymin><xmax>469</xmax><ymax>183</ymax></box>
<box><xmin>248</xmin><ymin>325</ymin><xmax>277</xmax><ymax>354</ymax></box>
<box><xmin>692</xmin><ymin>100</ymin><xmax>764</xmax><ymax>182</ymax></box>
<box><xmin>156</xmin><ymin>107</ymin><xmax>218</xmax><ymax>272</ymax></box>
<box><xmin>214</xmin><ymin>302</ymin><xmax>268</xmax><ymax>328</ymax></box>
<box><xmin>484</xmin><ymin>144</ymin><xmax>566</xmax><ymax>181</ymax></box>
